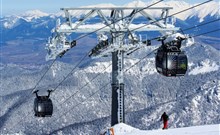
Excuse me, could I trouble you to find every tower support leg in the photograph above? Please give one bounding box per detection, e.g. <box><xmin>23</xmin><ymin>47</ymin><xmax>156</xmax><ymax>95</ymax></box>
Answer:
<box><xmin>111</xmin><ymin>51</ymin><xmax>125</xmax><ymax>126</ymax></box>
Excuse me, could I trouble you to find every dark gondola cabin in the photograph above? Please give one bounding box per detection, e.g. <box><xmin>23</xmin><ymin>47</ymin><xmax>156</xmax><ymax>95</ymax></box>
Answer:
<box><xmin>155</xmin><ymin>38</ymin><xmax>188</xmax><ymax>77</ymax></box>
<box><xmin>34</xmin><ymin>90</ymin><xmax>53</xmax><ymax>117</ymax></box>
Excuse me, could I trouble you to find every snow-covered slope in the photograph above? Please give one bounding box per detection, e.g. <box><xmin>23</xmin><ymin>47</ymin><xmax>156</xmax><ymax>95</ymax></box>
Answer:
<box><xmin>0</xmin><ymin>39</ymin><xmax>220</xmax><ymax>134</ymax></box>
<box><xmin>147</xmin><ymin>0</ymin><xmax>192</xmax><ymax>20</ymax></box>
<box><xmin>192</xmin><ymin>1</ymin><xmax>219</xmax><ymax>22</ymax></box>
<box><xmin>113</xmin><ymin>123</ymin><xmax>220</xmax><ymax>135</ymax></box>
<box><xmin>148</xmin><ymin>1</ymin><xmax>219</xmax><ymax>21</ymax></box>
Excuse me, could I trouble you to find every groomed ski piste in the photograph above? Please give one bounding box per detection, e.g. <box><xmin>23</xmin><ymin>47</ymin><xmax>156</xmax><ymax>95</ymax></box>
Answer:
<box><xmin>111</xmin><ymin>123</ymin><xmax>220</xmax><ymax>135</ymax></box>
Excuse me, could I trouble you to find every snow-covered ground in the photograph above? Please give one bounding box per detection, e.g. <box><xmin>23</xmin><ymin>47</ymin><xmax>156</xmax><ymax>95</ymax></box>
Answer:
<box><xmin>113</xmin><ymin>123</ymin><xmax>220</xmax><ymax>135</ymax></box>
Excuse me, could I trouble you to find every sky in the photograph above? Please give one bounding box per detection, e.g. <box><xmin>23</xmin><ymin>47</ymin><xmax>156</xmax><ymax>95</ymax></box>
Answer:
<box><xmin>1</xmin><ymin>0</ymin><xmax>218</xmax><ymax>16</ymax></box>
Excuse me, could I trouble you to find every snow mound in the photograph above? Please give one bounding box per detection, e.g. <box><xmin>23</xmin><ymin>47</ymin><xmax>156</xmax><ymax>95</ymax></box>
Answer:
<box><xmin>113</xmin><ymin>123</ymin><xmax>220</xmax><ymax>135</ymax></box>
<box><xmin>113</xmin><ymin>123</ymin><xmax>139</xmax><ymax>134</ymax></box>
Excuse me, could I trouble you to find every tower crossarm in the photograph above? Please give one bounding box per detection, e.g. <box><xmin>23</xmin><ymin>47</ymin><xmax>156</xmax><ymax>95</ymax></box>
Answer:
<box><xmin>55</xmin><ymin>23</ymin><xmax>179</xmax><ymax>33</ymax></box>
<box><xmin>60</xmin><ymin>7</ymin><xmax>173</xmax><ymax>10</ymax></box>
<box><xmin>126</xmin><ymin>9</ymin><xmax>138</xmax><ymax>27</ymax></box>
<box><xmin>73</xmin><ymin>10</ymin><xmax>96</xmax><ymax>29</ymax></box>
<box><xmin>46</xmin><ymin>7</ymin><xmax>179</xmax><ymax>60</ymax></box>
<box><xmin>97</xmin><ymin>10</ymin><xmax>113</xmax><ymax>28</ymax></box>
<box><xmin>139</xmin><ymin>10</ymin><xmax>166</xmax><ymax>28</ymax></box>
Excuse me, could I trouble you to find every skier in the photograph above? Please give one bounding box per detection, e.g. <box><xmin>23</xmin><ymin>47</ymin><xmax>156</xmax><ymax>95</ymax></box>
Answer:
<box><xmin>161</xmin><ymin>112</ymin><xmax>169</xmax><ymax>130</ymax></box>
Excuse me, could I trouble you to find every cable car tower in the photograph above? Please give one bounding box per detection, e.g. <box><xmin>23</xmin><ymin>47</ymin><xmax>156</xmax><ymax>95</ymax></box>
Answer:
<box><xmin>46</xmin><ymin>6</ymin><xmax>184</xmax><ymax>126</ymax></box>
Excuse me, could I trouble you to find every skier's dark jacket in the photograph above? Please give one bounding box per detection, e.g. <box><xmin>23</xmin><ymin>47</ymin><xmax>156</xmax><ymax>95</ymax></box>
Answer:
<box><xmin>161</xmin><ymin>112</ymin><xmax>169</xmax><ymax>121</ymax></box>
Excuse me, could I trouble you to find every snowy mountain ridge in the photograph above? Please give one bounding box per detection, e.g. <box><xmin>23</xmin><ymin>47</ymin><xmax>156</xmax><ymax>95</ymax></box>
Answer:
<box><xmin>2</xmin><ymin>0</ymin><xmax>219</xmax><ymax>28</ymax></box>
<box><xmin>59</xmin><ymin>0</ymin><xmax>219</xmax><ymax>21</ymax></box>
<box><xmin>3</xmin><ymin>10</ymin><xmax>53</xmax><ymax>29</ymax></box>
<box><xmin>19</xmin><ymin>10</ymin><xmax>50</xmax><ymax>22</ymax></box>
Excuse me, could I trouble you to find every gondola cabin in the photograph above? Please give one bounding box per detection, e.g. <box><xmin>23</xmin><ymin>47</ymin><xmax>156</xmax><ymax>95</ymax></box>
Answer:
<box><xmin>34</xmin><ymin>90</ymin><xmax>53</xmax><ymax>117</ymax></box>
<box><xmin>155</xmin><ymin>45</ymin><xmax>188</xmax><ymax>77</ymax></box>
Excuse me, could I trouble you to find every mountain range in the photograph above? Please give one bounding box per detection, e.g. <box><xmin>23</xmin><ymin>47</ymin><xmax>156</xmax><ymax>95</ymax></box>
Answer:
<box><xmin>0</xmin><ymin>38</ymin><xmax>220</xmax><ymax>134</ymax></box>
<box><xmin>0</xmin><ymin>1</ymin><xmax>220</xmax><ymax>134</ymax></box>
